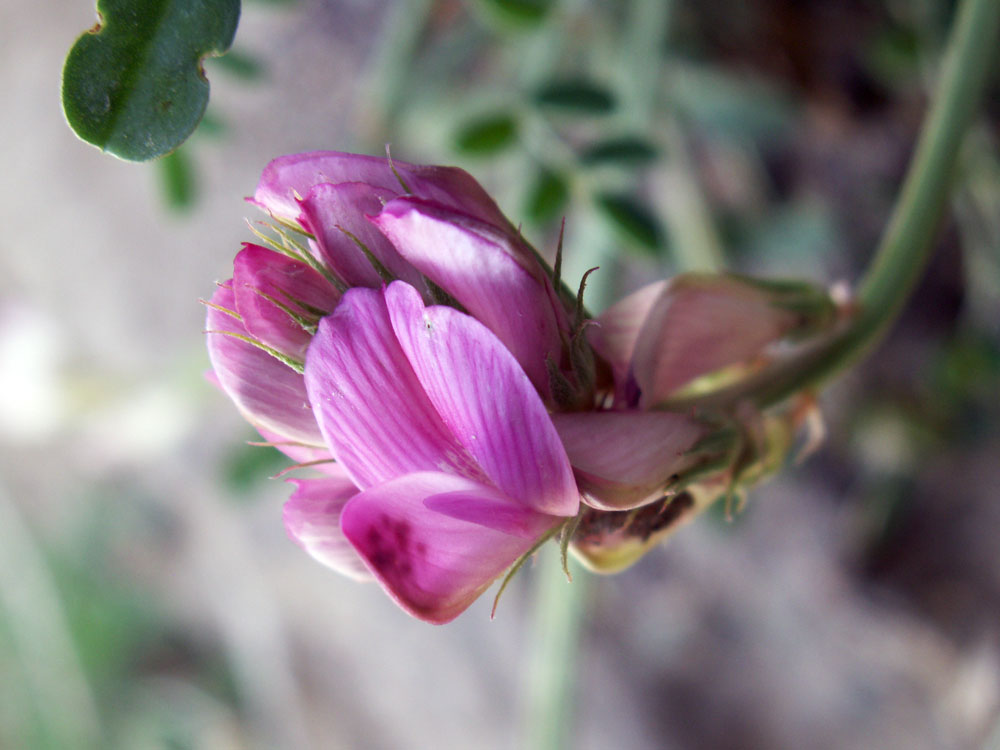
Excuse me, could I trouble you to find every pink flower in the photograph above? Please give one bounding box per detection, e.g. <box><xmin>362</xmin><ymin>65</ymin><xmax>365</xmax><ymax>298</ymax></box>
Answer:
<box><xmin>207</xmin><ymin>152</ymin><xmax>579</xmax><ymax>622</ymax></box>
<box><xmin>206</xmin><ymin>151</ymin><xmax>836</xmax><ymax>618</ymax></box>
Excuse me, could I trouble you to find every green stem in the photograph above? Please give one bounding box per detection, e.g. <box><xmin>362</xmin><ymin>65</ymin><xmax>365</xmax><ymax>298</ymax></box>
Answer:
<box><xmin>670</xmin><ymin>0</ymin><xmax>1000</xmax><ymax>412</ymax></box>
<box><xmin>524</xmin><ymin>547</ymin><xmax>587</xmax><ymax>750</ymax></box>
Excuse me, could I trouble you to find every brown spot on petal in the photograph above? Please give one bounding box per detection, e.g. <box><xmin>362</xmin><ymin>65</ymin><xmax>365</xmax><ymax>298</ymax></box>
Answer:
<box><xmin>574</xmin><ymin>492</ymin><xmax>695</xmax><ymax>546</ymax></box>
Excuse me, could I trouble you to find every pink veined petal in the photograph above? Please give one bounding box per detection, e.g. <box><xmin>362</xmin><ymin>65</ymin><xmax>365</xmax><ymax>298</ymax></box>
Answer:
<box><xmin>399</xmin><ymin>164</ymin><xmax>536</xmax><ymax>264</ymax></box>
<box><xmin>253</xmin><ymin>151</ymin><xmax>410</xmax><ymax>220</ymax></box>
<box><xmin>303</xmin><ymin>286</ymin><xmax>485</xmax><ymax>490</ymax></box>
<box><xmin>386</xmin><ymin>281</ymin><xmax>579</xmax><ymax>517</ymax></box>
<box><xmin>551</xmin><ymin>411</ymin><xmax>706</xmax><ymax>511</ymax></box>
<box><xmin>206</xmin><ymin>284</ymin><xmax>324</xmax><ymax>446</ymax></box>
<box><xmin>588</xmin><ymin>280</ymin><xmax>667</xmax><ymax>389</ymax></box>
<box><xmin>284</xmin><ymin>476</ymin><xmax>370</xmax><ymax>581</ymax></box>
<box><xmin>373</xmin><ymin>199</ymin><xmax>563</xmax><ymax>393</ymax></box>
<box><xmin>232</xmin><ymin>243</ymin><xmax>340</xmax><ymax>361</ymax></box>
<box><xmin>298</xmin><ymin>182</ymin><xmax>426</xmax><ymax>291</ymax></box>
<box><xmin>630</xmin><ymin>275</ymin><xmax>805</xmax><ymax>407</ymax></box>
<box><xmin>340</xmin><ymin>471</ymin><xmax>562</xmax><ymax>624</ymax></box>
<box><xmin>253</xmin><ymin>152</ymin><xmax>528</xmax><ymax>259</ymax></box>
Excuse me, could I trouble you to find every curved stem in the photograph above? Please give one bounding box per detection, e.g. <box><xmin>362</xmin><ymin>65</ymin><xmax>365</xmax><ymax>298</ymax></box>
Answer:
<box><xmin>524</xmin><ymin>547</ymin><xmax>587</xmax><ymax>750</ymax></box>
<box><xmin>670</xmin><ymin>0</ymin><xmax>1000</xmax><ymax>413</ymax></box>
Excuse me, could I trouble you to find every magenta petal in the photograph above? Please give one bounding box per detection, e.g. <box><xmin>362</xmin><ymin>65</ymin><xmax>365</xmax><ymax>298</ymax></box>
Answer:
<box><xmin>232</xmin><ymin>244</ymin><xmax>339</xmax><ymax>360</ymax></box>
<box><xmin>303</xmin><ymin>286</ymin><xmax>484</xmax><ymax>489</ymax></box>
<box><xmin>398</xmin><ymin>165</ymin><xmax>530</xmax><ymax>256</ymax></box>
<box><xmin>254</xmin><ymin>151</ymin><xmax>409</xmax><ymax>220</ymax></box>
<box><xmin>588</xmin><ymin>280</ymin><xmax>667</xmax><ymax>388</ymax></box>
<box><xmin>341</xmin><ymin>471</ymin><xmax>561</xmax><ymax>624</ymax></box>
<box><xmin>254</xmin><ymin>152</ymin><xmax>525</xmax><ymax>249</ymax></box>
<box><xmin>386</xmin><ymin>282</ymin><xmax>579</xmax><ymax>517</ymax></box>
<box><xmin>373</xmin><ymin>199</ymin><xmax>563</xmax><ymax>392</ymax></box>
<box><xmin>631</xmin><ymin>275</ymin><xmax>806</xmax><ymax>407</ymax></box>
<box><xmin>552</xmin><ymin>411</ymin><xmax>706</xmax><ymax>510</ymax></box>
<box><xmin>206</xmin><ymin>285</ymin><xmax>324</xmax><ymax>445</ymax></box>
<box><xmin>284</xmin><ymin>475</ymin><xmax>370</xmax><ymax>581</ymax></box>
<box><xmin>298</xmin><ymin>182</ymin><xmax>426</xmax><ymax>290</ymax></box>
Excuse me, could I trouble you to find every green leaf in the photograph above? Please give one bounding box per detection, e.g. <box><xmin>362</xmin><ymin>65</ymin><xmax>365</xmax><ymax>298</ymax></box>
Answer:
<box><xmin>595</xmin><ymin>192</ymin><xmax>664</xmax><ymax>253</ymax></box>
<box><xmin>533</xmin><ymin>78</ymin><xmax>616</xmax><ymax>114</ymax></box>
<box><xmin>61</xmin><ymin>0</ymin><xmax>241</xmax><ymax>162</ymax></box>
<box><xmin>453</xmin><ymin>113</ymin><xmax>519</xmax><ymax>155</ymax></box>
<box><xmin>524</xmin><ymin>168</ymin><xmax>569</xmax><ymax>224</ymax></box>
<box><xmin>579</xmin><ymin>136</ymin><xmax>658</xmax><ymax>166</ymax></box>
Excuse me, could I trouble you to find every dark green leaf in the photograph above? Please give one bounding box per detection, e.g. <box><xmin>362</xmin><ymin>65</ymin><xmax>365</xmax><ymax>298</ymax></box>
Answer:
<box><xmin>454</xmin><ymin>113</ymin><xmax>519</xmax><ymax>155</ymax></box>
<box><xmin>580</xmin><ymin>136</ymin><xmax>658</xmax><ymax>166</ymax></box>
<box><xmin>62</xmin><ymin>0</ymin><xmax>241</xmax><ymax>161</ymax></box>
<box><xmin>524</xmin><ymin>169</ymin><xmax>569</xmax><ymax>224</ymax></box>
<box><xmin>478</xmin><ymin>0</ymin><xmax>554</xmax><ymax>25</ymax></box>
<box><xmin>595</xmin><ymin>192</ymin><xmax>664</xmax><ymax>253</ymax></box>
<box><xmin>534</xmin><ymin>78</ymin><xmax>616</xmax><ymax>114</ymax></box>
<box><xmin>157</xmin><ymin>147</ymin><xmax>197</xmax><ymax>210</ymax></box>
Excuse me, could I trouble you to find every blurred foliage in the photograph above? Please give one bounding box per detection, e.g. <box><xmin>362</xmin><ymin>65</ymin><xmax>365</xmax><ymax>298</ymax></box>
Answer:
<box><xmin>221</xmin><ymin>439</ymin><xmax>290</xmax><ymax>496</ymax></box>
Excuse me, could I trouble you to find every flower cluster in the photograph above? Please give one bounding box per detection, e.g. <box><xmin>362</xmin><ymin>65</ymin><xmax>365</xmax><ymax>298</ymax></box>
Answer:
<box><xmin>206</xmin><ymin>151</ymin><xmax>837</xmax><ymax>623</ymax></box>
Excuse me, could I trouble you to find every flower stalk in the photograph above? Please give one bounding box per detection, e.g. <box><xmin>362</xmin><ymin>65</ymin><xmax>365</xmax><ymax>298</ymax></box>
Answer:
<box><xmin>666</xmin><ymin>0</ymin><xmax>1000</xmax><ymax>414</ymax></box>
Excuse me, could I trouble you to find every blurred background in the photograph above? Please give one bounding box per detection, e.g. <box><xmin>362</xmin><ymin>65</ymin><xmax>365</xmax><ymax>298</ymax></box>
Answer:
<box><xmin>3</xmin><ymin>0</ymin><xmax>1000</xmax><ymax>748</ymax></box>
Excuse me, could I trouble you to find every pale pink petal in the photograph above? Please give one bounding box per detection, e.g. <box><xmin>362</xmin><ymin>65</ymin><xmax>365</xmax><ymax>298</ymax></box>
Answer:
<box><xmin>631</xmin><ymin>275</ymin><xmax>804</xmax><ymax>407</ymax></box>
<box><xmin>284</xmin><ymin>476</ymin><xmax>370</xmax><ymax>580</ymax></box>
<box><xmin>206</xmin><ymin>285</ymin><xmax>324</xmax><ymax>445</ymax></box>
<box><xmin>552</xmin><ymin>411</ymin><xmax>706</xmax><ymax>510</ymax></box>
<box><xmin>232</xmin><ymin>244</ymin><xmax>339</xmax><ymax>360</ymax></box>
<box><xmin>303</xmin><ymin>287</ymin><xmax>484</xmax><ymax>490</ymax></box>
<box><xmin>298</xmin><ymin>182</ymin><xmax>426</xmax><ymax>290</ymax></box>
<box><xmin>386</xmin><ymin>282</ymin><xmax>579</xmax><ymax>517</ymax></box>
<box><xmin>340</xmin><ymin>471</ymin><xmax>561</xmax><ymax>624</ymax></box>
<box><xmin>588</xmin><ymin>280</ymin><xmax>667</xmax><ymax>387</ymax></box>
<box><xmin>374</xmin><ymin>199</ymin><xmax>563</xmax><ymax>393</ymax></box>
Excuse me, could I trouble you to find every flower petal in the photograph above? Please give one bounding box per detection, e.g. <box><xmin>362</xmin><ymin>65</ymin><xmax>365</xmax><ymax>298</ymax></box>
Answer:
<box><xmin>232</xmin><ymin>243</ymin><xmax>339</xmax><ymax>360</ymax></box>
<box><xmin>253</xmin><ymin>151</ymin><xmax>407</xmax><ymax>220</ymax></box>
<box><xmin>298</xmin><ymin>182</ymin><xmax>426</xmax><ymax>290</ymax></box>
<box><xmin>283</xmin><ymin>475</ymin><xmax>370</xmax><ymax>581</ymax></box>
<box><xmin>303</xmin><ymin>286</ymin><xmax>484</xmax><ymax>490</ymax></box>
<box><xmin>340</xmin><ymin>471</ymin><xmax>560</xmax><ymax>623</ymax></box>
<box><xmin>630</xmin><ymin>274</ymin><xmax>808</xmax><ymax>407</ymax></box>
<box><xmin>551</xmin><ymin>411</ymin><xmax>706</xmax><ymax>510</ymax></box>
<box><xmin>386</xmin><ymin>282</ymin><xmax>579</xmax><ymax>517</ymax></box>
<box><xmin>206</xmin><ymin>284</ymin><xmax>324</xmax><ymax>445</ymax></box>
<box><xmin>588</xmin><ymin>280</ymin><xmax>667</xmax><ymax>388</ymax></box>
<box><xmin>373</xmin><ymin>199</ymin><xmax>564</xmax><ymax>392</ymax></box>
<box><xmin>253</xmin><ymin>151</ymin><xmax>524</xmax><ymax>247</ymax></box>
